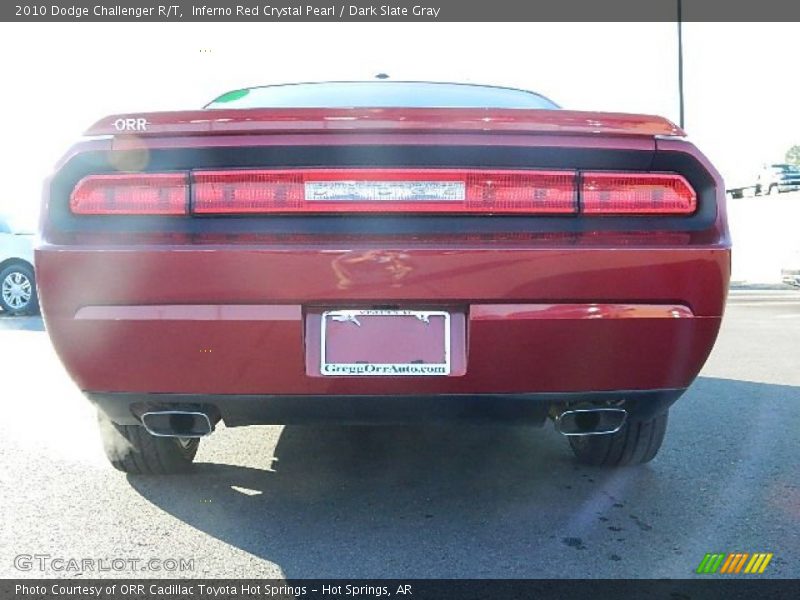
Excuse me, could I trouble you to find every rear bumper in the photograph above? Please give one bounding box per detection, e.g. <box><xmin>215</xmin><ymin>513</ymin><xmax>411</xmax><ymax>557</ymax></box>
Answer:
<box><xmin>88</xmin><ymin>388</ymin><xmax>686</xmax><ymax>427</ymax></box>
<box><xmin>37</xmin><ymin>243</ymin><xmax>728</xmax><ymax>405</ymax></box>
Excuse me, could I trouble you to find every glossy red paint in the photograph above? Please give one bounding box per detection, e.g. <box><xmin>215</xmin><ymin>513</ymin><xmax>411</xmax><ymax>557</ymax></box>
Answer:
<box><xmin>74</xmin><ymin>304</ymin><xmax>302</xmax><ymax>321</ymax></box>
<box><xmin>86</xmin><ymin>107</ymin><xmax>685</xmax><ymax>138</ymax></box>
<box><xmin>75</xmin><ymin>303</ymin><xmax>694</xmax><ymax>322</ymax></box>
<box><xmin>37</xmin><ymin>241</ymin><xmax>727</xmax><ymax>395</ymax></box>
<box><xmin>37</xmin><ymin>119</ymin><xmax>729</xmax><ymax>413</ymax></box>
<box><xmin>470</xmin><ymin>303</ymin><xmax>695</xmax><ymax>320</ymax></box>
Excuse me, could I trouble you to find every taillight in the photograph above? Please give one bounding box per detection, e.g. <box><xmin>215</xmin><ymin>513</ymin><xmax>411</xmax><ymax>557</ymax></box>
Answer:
<box><xmin>581</xmin><ymin>172</ymin><xmax>696</xmax><ymax>215</ymax></box>
<box><xmin>70</xmin><ymin>173</ymin><xmax>188</xmax><ymax>215</ymax></box>
<box><xmin>192</xmin><ymin>169</ymin><xmax>577</xmax><ymax>214</ymax></box>
<box><xmin>68</xmin><ymin>170</ymin><xmax>698</xmax><ymax>217</ymax></box>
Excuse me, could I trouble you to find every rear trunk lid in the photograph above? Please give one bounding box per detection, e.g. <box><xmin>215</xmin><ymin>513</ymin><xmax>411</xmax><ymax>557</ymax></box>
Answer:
<box><xmin>86</xmin><ymin>107</ymin><xmax>685</xmax><ymax>138</ymax></box>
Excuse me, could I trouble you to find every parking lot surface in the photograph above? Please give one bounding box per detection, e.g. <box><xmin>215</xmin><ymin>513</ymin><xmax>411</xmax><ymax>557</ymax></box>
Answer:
<box><xmin>0</xmin><ymin>289</ymin><xmax>798</xmax><ymax>578</ymax></box>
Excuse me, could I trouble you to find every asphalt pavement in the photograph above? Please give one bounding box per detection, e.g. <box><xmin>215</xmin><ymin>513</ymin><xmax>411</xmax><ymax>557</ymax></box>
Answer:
<box><xmin>0</xmin><ymin>289</ymin><xmax>798</xmax><ymax>579</ymax></box>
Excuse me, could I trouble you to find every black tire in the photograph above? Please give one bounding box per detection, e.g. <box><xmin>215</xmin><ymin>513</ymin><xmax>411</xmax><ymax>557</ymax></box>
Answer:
<box><xmin>770</xmin><ymin>184</ymin><xmax>780</xmax><ymax>195</ymax></box>
<box><xmin>568</xmin><ymin>411</ymin><xmax>668</xmax><ymax>467</ymax></box>
<box><xmin>97</xmin><ymin>412</ymin><xmax>199</xmax><ymax>474</ymax></box>
<box><xmin>0</xmin><ymin>263</ymin><xmax>38</xmax><ymax>315</ymax></box>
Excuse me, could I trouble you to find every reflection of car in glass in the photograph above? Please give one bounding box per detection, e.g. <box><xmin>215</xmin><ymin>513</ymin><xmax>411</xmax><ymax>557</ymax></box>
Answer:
<box><xmin>37</xmin><ymin>81</ymin><xmax>731</xmax><ymax>474</ymax></box>
<box><xmin>756</xmin><ymin>163</ymin><xmax>800</xmax><ymax>195</ymax></box>
<box><xmin>0</xmin><ymin>214</ymin><xmax>38</xmax><ymax>315</ymax></box>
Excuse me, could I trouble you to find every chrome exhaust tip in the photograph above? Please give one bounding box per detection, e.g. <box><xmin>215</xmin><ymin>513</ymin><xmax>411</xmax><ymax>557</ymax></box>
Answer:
<box><xmin>141</xmin><ymin>411</ymin><xmax>213</xmax><ymax>438</ymax></box>
<box><xmin>554</xmin><ymin>408</ymin><xmax>627</xmax><ymax>436</ymax></box>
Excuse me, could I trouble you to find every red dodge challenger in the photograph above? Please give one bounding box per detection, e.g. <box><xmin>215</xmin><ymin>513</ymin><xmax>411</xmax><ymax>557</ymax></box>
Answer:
<box><xmin>37</xmin><ymin>82</ymin><xmax>730</xmax><ymax>474</ymax></box>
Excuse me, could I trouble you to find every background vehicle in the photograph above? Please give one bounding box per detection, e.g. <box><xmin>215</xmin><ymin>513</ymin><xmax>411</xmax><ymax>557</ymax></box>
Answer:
<box><xmin>782</xmin><ymin>269</ymin><xmax>800</xmax><ymax>286</ymax></box>
<box><xmin>37</xmin><ymin>82</ymin><xmax>730</xmax><ymax>474</ymax></box>
<box><xmin>756</xmin><ymin>163</ymin><xmax>800</xmax><ymax>195</ymax></box>
<box><xmin>0</xmin><ymin>213</ymin><xmax>37</xmax><ymax>315</ymax></box>
<box><xmin>781</xmin><ymin>248</ymin><xmax>800</xmax><ymax>287</ymax></box>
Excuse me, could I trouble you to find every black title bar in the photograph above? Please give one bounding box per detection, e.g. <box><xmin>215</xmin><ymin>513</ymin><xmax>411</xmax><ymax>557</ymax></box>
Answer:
<box><xmin>4</xmin><ymin>0</ymin><xmax>800</xmax><ymax>22</ymax></box>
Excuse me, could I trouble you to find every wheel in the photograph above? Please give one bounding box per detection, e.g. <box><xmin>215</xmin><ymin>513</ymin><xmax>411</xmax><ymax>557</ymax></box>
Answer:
<box><xmin>568</xmin><ymin>411</ymin><xmax>668</xmax><ymax>467</ymax></box>
<box><xmin>0</xmin><ymin>263</ymin><xmax>38</xmax><ymax>315</ymax></box>
<box><xmin>97</xmin><ymin>412</ymin><xmax>199</xmax><ymax>474</ymax></box>
<box><xmin>770</xmin><ymin>184</ymin><xmax>780</xmax><ymax>195</ymax></box>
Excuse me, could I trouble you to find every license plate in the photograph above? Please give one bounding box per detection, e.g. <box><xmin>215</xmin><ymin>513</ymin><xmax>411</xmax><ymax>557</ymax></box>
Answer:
<box><xmin>320</xmin><ymin>309</ymin><xmax>451</xmax><ymax>376</ymax></box>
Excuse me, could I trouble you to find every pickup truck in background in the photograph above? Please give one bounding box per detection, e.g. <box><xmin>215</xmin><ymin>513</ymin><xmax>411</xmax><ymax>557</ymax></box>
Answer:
<box><xmin>727</xmin><ymin>163</ymin><xmax>800</xmax><ymax>197</ymax></box>
<box><xmin>755</xmin><ymin>163</ymin><xmax>800</xmax><ymax>195</ymax></box>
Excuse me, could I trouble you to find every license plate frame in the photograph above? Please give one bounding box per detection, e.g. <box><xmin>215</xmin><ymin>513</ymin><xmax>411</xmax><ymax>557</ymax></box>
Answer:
<box><xmin>320</xmin><ymin>309</ymin><xmax>451</xmax><ymax>376</ymax></box>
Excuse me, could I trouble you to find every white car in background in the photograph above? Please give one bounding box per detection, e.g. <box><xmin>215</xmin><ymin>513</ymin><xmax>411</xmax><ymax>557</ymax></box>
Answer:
<box><xmin>0</xmin><ymin>214</ymin><xmax>37</xmax><ymax>314</ymax></box>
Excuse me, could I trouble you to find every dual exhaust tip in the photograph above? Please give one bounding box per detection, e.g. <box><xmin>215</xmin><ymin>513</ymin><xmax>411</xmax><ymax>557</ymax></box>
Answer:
<box><xmin>554</xmin><ymin>408</ymin><xmax>627</xmax><ymax>436</ymax></box>
<box><xmin>141</xmin><ymin>407</ymin><xmax>626</xmax><ymax>438</ymax></box>
<box><xmin>141</xmin><ymin>411</ymin><xmax>213</xmax><ymax>438</ymax></box>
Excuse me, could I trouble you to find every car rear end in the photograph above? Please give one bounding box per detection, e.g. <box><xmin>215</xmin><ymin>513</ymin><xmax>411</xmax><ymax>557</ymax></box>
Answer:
<box><xmin>37</xmin><ymin>85</ymin><xmax>730</xmax><ymax>472</ymax></box>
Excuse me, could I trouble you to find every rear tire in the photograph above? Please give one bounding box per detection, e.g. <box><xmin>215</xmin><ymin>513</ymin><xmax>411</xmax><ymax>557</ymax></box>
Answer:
<box><xmin>568</xmin><ymin>411</ymin><xmax>668</xmax><ymax>467</ymax></box>
<box><xmin>97</xmin><ymin>413</ymin><xmax>199</xmax><ymax>474</ymax></box>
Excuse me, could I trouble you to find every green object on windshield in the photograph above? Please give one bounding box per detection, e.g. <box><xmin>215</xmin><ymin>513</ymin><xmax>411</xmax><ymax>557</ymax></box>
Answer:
<box><xmin>211</xmin><ymin>89</ymin><xmax>250</xmax><ymax>104</ymax></box>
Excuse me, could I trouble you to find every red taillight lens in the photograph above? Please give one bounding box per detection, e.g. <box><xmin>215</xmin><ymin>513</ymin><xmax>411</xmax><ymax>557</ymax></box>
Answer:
<box><xmin>68</xmin><ymin>170</ymin><xmax>698</xmax><ymax>217</ymax></box>
<box><xmin>70</xmin><ymin>173</ymin><xmax>188</xmax><ymax>215</ymax></box>
<box><xmin>192</xmin><ymin>169</ymin><xmax>577</xmax><ymax>214</ymax></box>
<box><xmin>581</xmin><ymin>172</ymin><xmax>696</xmax><ymax>215</ymax></box>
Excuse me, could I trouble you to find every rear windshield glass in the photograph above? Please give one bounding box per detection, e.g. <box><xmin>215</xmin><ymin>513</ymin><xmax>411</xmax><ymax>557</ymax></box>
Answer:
<box><xmin>205</xmin><ymin>82</ymin><xmax>560</xmax><ymax>110</ymax></box>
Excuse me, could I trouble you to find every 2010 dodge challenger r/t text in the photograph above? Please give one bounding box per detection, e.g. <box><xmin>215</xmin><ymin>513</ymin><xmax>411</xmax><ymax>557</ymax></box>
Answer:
<box><xmin>37</xmin><ymin>82</ymin><xmax>730</xmax><ymax>474</ymax></box>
